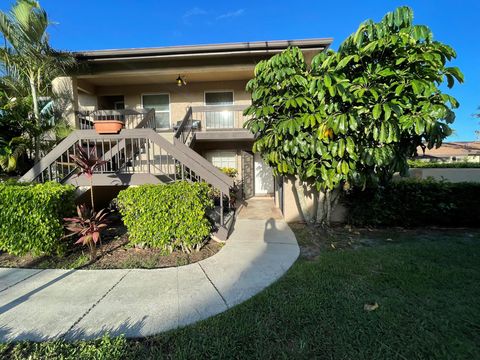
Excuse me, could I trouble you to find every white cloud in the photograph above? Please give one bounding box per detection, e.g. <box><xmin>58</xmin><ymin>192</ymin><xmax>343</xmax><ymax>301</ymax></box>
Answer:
<box><xmin>216</xmin><ymin>9</ymin><xmax>245</xmax><ymax>20</ymax></box>
<box><xmin>182</xmin><ymin>7</ymin><xmax>208</xmax><ymax>24</ymax></box>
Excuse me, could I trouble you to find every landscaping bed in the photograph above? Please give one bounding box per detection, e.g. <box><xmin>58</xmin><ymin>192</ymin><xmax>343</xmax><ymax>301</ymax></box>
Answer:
<box><xmin>1</xmin><ymin>226</ymin><xmax>478</xmax><ymax>359</ymax></box>
<box><xmin>0</xmin><ymin>220</ymin><xmax>222</xmax><ymax>270</ymax></box>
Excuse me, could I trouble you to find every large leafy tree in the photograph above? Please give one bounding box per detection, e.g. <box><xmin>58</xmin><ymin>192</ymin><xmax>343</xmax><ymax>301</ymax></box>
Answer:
<box><xmin>0</xmin><ymin>0</ymin><xmax>74</xmax><ymax>162</ymax></box>
<box><xmin>245</xmin><ymin>6</ymin><xmax>463</xmax><ymax>196</ymax></box>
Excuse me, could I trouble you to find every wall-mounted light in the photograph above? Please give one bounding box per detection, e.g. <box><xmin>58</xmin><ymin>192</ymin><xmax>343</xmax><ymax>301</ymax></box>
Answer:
<box><xmin>176</xmin><ymin>75</ymin><xmax>187</xmax><ymax>87</ymax></box>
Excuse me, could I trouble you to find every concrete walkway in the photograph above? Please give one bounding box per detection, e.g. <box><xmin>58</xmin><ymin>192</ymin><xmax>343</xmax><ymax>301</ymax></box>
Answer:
<box><xmin>0</xmin><ymin>203</ymin><xmax>298</xmax><ymax>342</ymax></box>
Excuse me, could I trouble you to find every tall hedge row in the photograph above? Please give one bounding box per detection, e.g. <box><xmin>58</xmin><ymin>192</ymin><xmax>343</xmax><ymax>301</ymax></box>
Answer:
<box><xmin>343</xmin><ymin>179</ymin><xmax>480</xmax><ymax>227</ymax></box>
<box><xmin>0</xmin><ymin>182</ymin><xmax>76</xmax><ymax>255</ymax></box>
<box><xmin>117</xmin><ymin>182</ymin><xmax>213</xmax><ymax>253</ymax></box>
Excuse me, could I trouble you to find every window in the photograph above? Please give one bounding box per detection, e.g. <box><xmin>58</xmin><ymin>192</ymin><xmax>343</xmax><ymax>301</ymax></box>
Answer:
<box><xmin>206</xmin><ymin>151</ymin><xmax>237</xmax><ymax>169</ymax></box>
<box><xmin>142</xmin><ymin>94</ymin><xmax>170</xmax><ymax>129</ymax></box>
<box><xmin>113</xmin><ymin>101</ymin><xmax>125</xmax><ymax>110</ymax></box>
<box><xmin>205</xmin><ymin>91</ymin><xmax>234</xmax><ymax>128</ymax></box>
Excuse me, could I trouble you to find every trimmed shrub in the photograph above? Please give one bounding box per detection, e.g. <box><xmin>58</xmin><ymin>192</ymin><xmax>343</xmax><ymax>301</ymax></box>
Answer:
<box><xmin>117</xmin><ymin>182</ymin><xmax>213</xmax><ymax>253</ymax></box>
<box><xmin>344</xmin><ymin>179</ymin><xmax>480</xmax><ymax>227</ymax></box>
<box><xmin>0</xmin><ymin>182</ymin><xmax>76</xmax><ymax>255</ymax></box>
<box><xmin>408</xmin><ymin>160</ymin><xmax>480</xmax><ymax>168</ymax></box>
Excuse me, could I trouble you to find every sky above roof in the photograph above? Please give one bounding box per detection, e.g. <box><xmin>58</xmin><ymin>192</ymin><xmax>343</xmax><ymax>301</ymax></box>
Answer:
<box><xmin>4</xmin><ymin>0</ymin><xmax>478</xmax><ymax>141</ymax></box>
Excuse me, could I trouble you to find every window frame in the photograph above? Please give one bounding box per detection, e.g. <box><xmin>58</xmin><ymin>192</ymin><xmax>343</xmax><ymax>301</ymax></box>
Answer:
<box><xmin>204</xmin><ymin>90</ymin><xmax>235</xmax><ymax>129</ymax></box>
<box><xmin>141</xmin><ymin>93</ymin><xmax>171</xmax><ymax>129</ymax></box>
<box><xmin>204</xmin><ymin>90</ymin><xmax>235</xmax><ymax>106</ymax></box>
<box><xmin>205</xmin><ymin>150</ymin><xmax>238</xmax><ymax>170</ymax></box>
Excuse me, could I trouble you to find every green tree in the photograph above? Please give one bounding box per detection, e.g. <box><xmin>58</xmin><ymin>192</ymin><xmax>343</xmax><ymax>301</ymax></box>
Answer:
<box><xmin>0</xmin><ymin>136</ymin><xmax>26</xmax><ymax>173</ymax></box>
<box><xmin>0</xmin><ymin>0</ymin><xmax>74</xmax><ymax>162</ymax></box>
<box><xmin>245</xmin><ymin>6</ymin><xmax>463</xmax><ymax>222</ymax></box>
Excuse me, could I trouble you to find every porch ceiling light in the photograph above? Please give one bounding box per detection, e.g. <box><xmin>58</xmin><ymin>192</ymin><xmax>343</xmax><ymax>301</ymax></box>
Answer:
<box><xmin>176</xmin><ymin>75</ymin><xmax>187</xmax><ymax>87</ymax></box>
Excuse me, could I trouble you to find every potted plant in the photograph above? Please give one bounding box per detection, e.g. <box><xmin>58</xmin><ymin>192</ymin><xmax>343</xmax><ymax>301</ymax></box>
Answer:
<box><xmin>93</xmin><ymin>113</ymin><xmax>124</xmax><ymax>134</ymax></box>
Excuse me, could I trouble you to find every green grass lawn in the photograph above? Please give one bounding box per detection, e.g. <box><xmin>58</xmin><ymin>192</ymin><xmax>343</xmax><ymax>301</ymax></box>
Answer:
<box><xmin>1</xmin><ymin>230</ymin><xmax>479</xmax><ymax>359</ymax></box>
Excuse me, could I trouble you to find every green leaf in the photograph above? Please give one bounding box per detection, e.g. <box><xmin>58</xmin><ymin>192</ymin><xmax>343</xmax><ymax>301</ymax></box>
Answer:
<box><xmin>373</xmin><ymin>104</ymin><xmax>382</xmax><ymax>120</ymax></box>
<box><xmin>379</xmin><ymin>123</ymin><xmax>387</xmax><ymax>142</ymax></box>
<box><xmin>383</xmin><ymin>103</ymin><xmax>391</xmax><ymax>120</ymax></box>
<box><xmin>411</xmin><ymin>80</ymin><xmax>423</xmax><ymax>95</ymax></box>
<box><xmin>446</xmin><ymin>67</ymin><xmax>464</xmax><ymax>83</ymax></box>
<box><xmin>445</xmin><ymin>73</ymin><xmax>455</xmax><ymax>89</ymax></box>
<box><xmin>306</xmin><ymin>163</ymin><xmax>316</xmax><ymax>177</ymax></box>
<box><xmin>338</xmin><ymin>138</ymin><xmax>345</xmax><ymax>157</ymax></box>
<box><xmin>336</xmin><ymin>55</ymin><xmax>354</xmax><ymax>70</ymax></box>
<box><xmin>324</xmin><ymin>74</ymin><xmax>332</xmax><ymax>87</ymax></box>
<box><xmin>395</xmin><ymin>84</ymin><xmax>405</xmax><ymax>96</ymax></box>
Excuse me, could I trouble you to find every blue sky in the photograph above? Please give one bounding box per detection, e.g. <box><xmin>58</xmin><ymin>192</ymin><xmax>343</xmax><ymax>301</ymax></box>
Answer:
<box><xmin>6</xmin><ymin>0</ymin><xmax>479</xmax><ymax>140</ymax></box>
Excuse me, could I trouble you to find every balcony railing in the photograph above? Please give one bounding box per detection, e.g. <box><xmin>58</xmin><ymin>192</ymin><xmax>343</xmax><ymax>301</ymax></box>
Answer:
<box><xmin>191</xmin><ymin>105</ymin><xmax>249</xmax><ymax>130</ymax></box>
<box><xmin>77</xmin><ymin>108</ymin><xmax>156</xmax><ymax>130</ymax></box>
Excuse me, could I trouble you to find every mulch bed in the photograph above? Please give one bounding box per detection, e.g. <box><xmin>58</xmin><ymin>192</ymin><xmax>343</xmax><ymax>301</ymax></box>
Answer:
<box><xmin>0</xmin><ymin>222</ymin><xmax>222</xmax><ymax>270</ymax></box>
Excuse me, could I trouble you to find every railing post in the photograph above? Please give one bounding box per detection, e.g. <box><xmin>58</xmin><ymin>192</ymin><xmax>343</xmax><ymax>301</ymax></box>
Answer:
<box><xmin>220</xmin><ymin>191</ymin><xmax>224</xmax><ymax>226</ymax></box>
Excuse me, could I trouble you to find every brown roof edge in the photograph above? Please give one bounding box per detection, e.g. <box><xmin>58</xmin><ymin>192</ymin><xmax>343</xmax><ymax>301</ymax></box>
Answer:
<box><xmin>74</xmin><ymin>38</ymin><xmax>334</xmax><ymax>61</ymax></box>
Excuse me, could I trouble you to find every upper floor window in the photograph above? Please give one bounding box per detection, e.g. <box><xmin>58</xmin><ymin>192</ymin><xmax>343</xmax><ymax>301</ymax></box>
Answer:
<box><xmin>205</xmin><ymin>91</ymin><xmax>234</xmax><ymax>128</ymax></box>
<box><xmin>142</xmin><ymin>94</ymin><xmax>170</xmax><ymax>129</ymax></box>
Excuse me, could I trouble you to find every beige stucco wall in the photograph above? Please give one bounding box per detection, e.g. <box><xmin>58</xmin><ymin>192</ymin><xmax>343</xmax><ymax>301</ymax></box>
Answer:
<box><xmin>52</xmin><ymin>76</ymin><xmax>78</xmax><ymax>127</ymax></box>
<box><xmin>281</xmin><ymin>176</ymin><xmax>347</xmax><ymax>224</ymax></box>
<box><xmin>408</xmin><ymin>168</ymin><xmax>480</xmax><ymax>183</ymax></box>
<box><xmin>78</xmin><ymin>92</ymin><xmax>98</xmax><ymax>112</ymax></box>
<box><xmin>93</xmin><ymin>79</ymin><xmax>250</xmax><ymax>126</ymax></box>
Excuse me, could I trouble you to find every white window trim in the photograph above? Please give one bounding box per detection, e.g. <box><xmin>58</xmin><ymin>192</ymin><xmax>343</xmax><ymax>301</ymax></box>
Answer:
<box><xmin>206</xmin><ymin>150</ymin><xmax>238</xmax><ymax>169</ymax></box>
<box><xmin>141</xmin><ymin>93</ymin><xmax>171</xmax><ymax>129</ymax></box>
<box><xmin>204</xmin><ymin>90</ymin><xmax>235</xmax><ymax>106</ymax></box>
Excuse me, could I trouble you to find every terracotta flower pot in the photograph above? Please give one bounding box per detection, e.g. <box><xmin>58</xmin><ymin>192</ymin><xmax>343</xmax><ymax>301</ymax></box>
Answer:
<box><xmin>93</xmin><ymin>120</ymin><xmax>124</xmax><ymax>134</ymax></box>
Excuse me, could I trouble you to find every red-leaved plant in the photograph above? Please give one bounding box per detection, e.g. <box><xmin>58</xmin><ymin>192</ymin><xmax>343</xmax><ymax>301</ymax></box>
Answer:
<box><xmin>66</xmin><ymin>144</ymin><xmax>108</xmax><ymax>259</ymax></box>
<box><xmin>70</xmin><ymin>144</ymin><xmax>106</xmax><ymax>211</ymax></box>
<box><xmin>64</xmin><ymin>205</ymin><xmax>109</xmax><ymax>261</ymax></box>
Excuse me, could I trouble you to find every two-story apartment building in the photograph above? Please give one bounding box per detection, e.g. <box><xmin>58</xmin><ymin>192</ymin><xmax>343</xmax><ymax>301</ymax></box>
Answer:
<box><xmin>21</xmin><ymin>38</ymin><xmax>334</xmax><ymax>238</ymax></box>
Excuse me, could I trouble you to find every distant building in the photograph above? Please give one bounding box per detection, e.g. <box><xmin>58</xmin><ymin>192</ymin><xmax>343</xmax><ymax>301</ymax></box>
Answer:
<box><xmin>415</xmin><ymin>142</ymin><xmax>480</xmax><ymax>162</ymax></box>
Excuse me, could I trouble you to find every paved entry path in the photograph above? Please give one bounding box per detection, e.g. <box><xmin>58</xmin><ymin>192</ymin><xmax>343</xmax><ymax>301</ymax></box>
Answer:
<box><xmin>0</xmin><ymin>199</ymin><xmax>298</xmax><ymax>342</ymax></box>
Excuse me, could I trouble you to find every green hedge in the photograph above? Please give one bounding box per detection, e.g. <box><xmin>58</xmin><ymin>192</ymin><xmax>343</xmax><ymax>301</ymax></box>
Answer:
<box><xmin>408</xmin><ymin>160</ymin><xmax>480</xmax><ymax>168</ymax></box>
<box><xmin>0</xmin><ymin>182</ymin><xmax>76</xmax><ymax>255</ymax></box>
<box><xmin>117</xmin><ymin>182</ymin><xmax>213</xmax><ymax>253</ymax></box>
<box><xmin>343</xmin><ymin>179</ymin><xmax>480</xmax><ymax>227</ymax></box>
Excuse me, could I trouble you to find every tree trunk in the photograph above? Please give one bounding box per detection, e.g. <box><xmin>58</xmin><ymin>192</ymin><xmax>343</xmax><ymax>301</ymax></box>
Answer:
<box><xmin>29</xmin><ymin>76</ymin><xmax>41</xmax><ymax>163</ymax></box>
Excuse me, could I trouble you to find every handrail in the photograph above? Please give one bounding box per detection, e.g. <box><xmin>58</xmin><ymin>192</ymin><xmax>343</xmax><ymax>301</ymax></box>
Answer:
<box><xmin>75</xmin><ymin>129</ymin><xmax>233</xmax><ymax>194</ymax></box>
<box><xmin>173</xmin><ymin>140</ymin><xmax>234</xmax><ymax>188</ymax></box>
<box><xmin>19</xmin><ymin>132</ymin><xmax>80</xmax><ymax>183</ymax></box>
<box><xmin>173</xmin><ymin>107</ymin><xmax>194</xmax><ymax>143</ymax></box>
<box><xmin>145</xmin><ymin>130</ymin><xmax>233</xmax><ymax>195</ymax></box>
<box><xmin>76</xmin><ymin>108</ymin><xmax>156</xmax><ymax>130</ymax></box>
<box><xmin>191</xmin><ymin>104</ymin><xmax>248</xmax><ymax>112</ymax></box>
<box><xmin>20</xmin><ymin>128</ymin><xmax>233</xmax><ymax>195</ymax></box>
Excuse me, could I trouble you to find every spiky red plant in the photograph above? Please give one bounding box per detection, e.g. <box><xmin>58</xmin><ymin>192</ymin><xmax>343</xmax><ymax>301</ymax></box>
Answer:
<box><xmin>70</xmin><ymin>144</ymin><xmax>106</xmax><ymax>210</ymax></box>
<box><xmin>64</xmin><ymin>204</ymin><xmax>109</xmax><ymax>261</ymax></box>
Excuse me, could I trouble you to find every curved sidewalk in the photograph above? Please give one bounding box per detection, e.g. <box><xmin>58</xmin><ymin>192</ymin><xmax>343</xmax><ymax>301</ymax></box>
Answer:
<box><xmin>0</xmin><ymin>216</ymin><xmax>299</xmax><ymax>342</ymax></box>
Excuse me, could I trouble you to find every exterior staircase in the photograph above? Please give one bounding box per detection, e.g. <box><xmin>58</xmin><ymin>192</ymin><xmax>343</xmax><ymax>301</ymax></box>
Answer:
<box><xmin>19</xmin><ymin>107</ymin><xmax>234</xmax><ymax>240</ymax></box>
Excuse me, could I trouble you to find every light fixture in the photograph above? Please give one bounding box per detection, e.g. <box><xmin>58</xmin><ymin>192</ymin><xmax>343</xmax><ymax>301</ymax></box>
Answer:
<box><xmin>176</xmin><ymin>75</ymin><xmax>187</xmax><ymax>87</ymax></box>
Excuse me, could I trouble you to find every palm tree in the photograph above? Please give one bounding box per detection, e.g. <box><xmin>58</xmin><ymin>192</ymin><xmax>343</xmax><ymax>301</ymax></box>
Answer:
<box><xmin>0</xmin><ymin>0</ymin><xmax>74</xmax><ymax>162</ymax></box>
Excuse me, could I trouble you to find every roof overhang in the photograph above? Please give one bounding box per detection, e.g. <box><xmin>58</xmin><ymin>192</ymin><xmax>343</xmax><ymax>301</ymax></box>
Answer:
<box><xmin>74</xmin><ymin>38</ymin><xmax>333</xmax><ymax>63</ymax></box>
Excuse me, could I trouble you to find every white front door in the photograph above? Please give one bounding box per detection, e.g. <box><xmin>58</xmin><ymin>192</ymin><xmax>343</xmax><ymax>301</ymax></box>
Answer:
<box><xmin>254</xmin><ymin>153</ymin><xmax>274</xmax><ymax>195</ymax></box>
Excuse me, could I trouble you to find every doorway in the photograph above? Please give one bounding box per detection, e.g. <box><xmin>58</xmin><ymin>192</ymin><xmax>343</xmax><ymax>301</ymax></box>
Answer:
<box><xmin>254</xmin><ymin>153</ymin><xmax>274</xmax><ymax>196</ymax></box>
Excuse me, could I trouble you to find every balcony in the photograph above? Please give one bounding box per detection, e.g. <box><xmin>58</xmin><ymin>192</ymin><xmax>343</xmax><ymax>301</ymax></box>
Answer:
<box><xmin>174</xmin><ymin>105</ymin><xmax>253</xmax><ymax>146</ymax></box>
<box><xmin>190</xmin><ymin>105</ymin><xmax>249</xmax><ymax>130</ymax></box>
<box><xmin>76</xmin><ymin>108</ymin><xmax>156</xmax><ymax>130</ymax></box>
